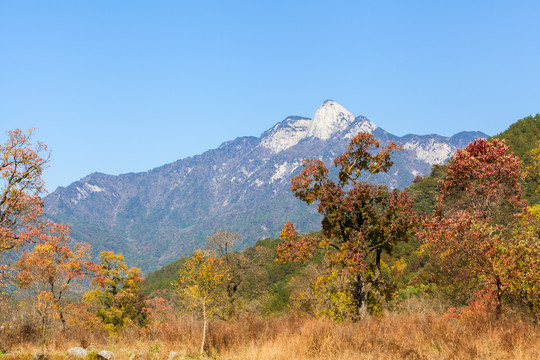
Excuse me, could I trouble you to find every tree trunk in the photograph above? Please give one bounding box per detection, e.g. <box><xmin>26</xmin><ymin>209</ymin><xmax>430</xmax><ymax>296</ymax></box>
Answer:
<box><xmin>59</xmin><ymin>311</ymin><xmax>66</xmax><ymax>332</ymax></box>
<box><xmin>358</xmin><ymin>284</ymin><xmax>369</xmax><ymax>319</ymax></box>
<box><xmin>200</xmin><ymin>301</ymin><xmax>207</xmax><ymax>355</ymax></box>
<box><xmin>354</xmin><ymin>275</ymin><xmax>370</xmax><ymax>320</ymax></box>
<box><xmin>495</xmin><ymin>277</ymin><xmax>503</xmax><ymax>320</ymax></box>
<box><xmin>528</xmin><ymin>300</ymin><xmax>539</xmax><ymax>324</ymax></box>
<box><xmin>373</xmin><ymin>249</ymin><xmax>382</xmax><ymax>288</ymax></box>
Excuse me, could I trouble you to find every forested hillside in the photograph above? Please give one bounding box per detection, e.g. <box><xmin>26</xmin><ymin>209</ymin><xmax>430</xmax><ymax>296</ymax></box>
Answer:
<box><xmin>494</xmin><ymin>113</ymin><xmax>540</xmax><ymax>202</ymax></box>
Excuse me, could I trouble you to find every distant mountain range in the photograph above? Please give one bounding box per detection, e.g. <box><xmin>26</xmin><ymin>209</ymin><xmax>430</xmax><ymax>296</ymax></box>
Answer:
<box><xmin>44</xmin><ymin>100</ymin><xmax>487</xmax><ymax>272</ymax></box>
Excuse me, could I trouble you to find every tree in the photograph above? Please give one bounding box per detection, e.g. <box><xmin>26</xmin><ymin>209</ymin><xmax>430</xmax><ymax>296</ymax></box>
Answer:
<box><xmin>525</xmin><ymin>139</ymin><xmax>540</xmax><ymax>194</ymax></box>
<box><xmin>206</xmin><ymin>228</ymin><xmax>246</xmax><ymax>318</ymax></box>
<box><xmin>436</xmin><ymin>138</ymin><xmax>523</xmax><ymax>222</ymax></box>
<box><xmin>422</xmin><ymin>138</ymin><xmax>524</xmax><ymax>318</ymax></box>
<box><xmin>406</xmin><ymin>164</ymin><xmax>447</xmax><ymax>214</ymax></box>
<box><xmin>15</xmin><ymin>222</ymin><xmax>97</xmax><ymax>333</ymax></box>
<box><xmin>276</xmin><ymin>132</ymin><xmax>418</xmax><ymax>319</ymax></box>
<box><xmin>503</xmin><ymin>205</ymin><xmax>540</xmax><ymax>322</ymax></box>
<box><xmin>1</xmin><ymin>128</ymin><xmax>49</xmax><ymax>288</ymax></box>
<box><xmin>206</xmin><ymin>228</ymin><xmax>241</xmax><ymax>258</ymax></box>
<box><xmin>84</xmin><ymin>251</ymin><xmax>145</xmax><ymax>335</ymax></box>
<box><xmin>173</xmin><ymin>249</ymin><xmax>230</xmax><ymax>355</ymax></box>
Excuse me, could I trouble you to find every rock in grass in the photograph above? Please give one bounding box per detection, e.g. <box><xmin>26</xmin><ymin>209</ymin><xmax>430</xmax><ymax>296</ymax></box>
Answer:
<box><xmin>97</xmin><ymin>350</ymin><xmax>115</xmax><ymax>360</ymax></box>
<box><xmin>66</xmin><ymin>347</ymin><xmax>88</xmax><ymax>359</ymax></box>
<box><xmin>33</xmin><ymin>354</ymin><xmax>49</xmax><ymax>360</ymax></box>
<box><xmin>167</xmin><ymin>352</ymin><xmax>183</xmax><ymax>360</ymax></box>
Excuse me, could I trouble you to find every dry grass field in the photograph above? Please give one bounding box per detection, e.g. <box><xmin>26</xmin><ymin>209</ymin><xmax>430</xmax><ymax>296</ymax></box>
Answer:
<box><xmin>1</xmin><ymin>311</ymin><xmax>539</xmax><ymax>360</ymax></box>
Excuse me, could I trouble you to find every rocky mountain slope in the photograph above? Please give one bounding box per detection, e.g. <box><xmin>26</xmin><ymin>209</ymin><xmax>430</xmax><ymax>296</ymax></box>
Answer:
<box><xmin>44</xmin><ymin>100</ymin><xmax>487</xmax><ymax>271</ymax></box>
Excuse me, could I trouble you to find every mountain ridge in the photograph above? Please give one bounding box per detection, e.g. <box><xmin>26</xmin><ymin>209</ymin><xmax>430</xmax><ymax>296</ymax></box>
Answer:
<box><xmin>44</xmin><ymin>101</ymin><xmax>487</xmax><ymax>272</ymax></box>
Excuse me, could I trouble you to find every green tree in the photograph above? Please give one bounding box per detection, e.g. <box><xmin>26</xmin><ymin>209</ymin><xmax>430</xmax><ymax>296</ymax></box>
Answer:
<box><xmin>84</xmin><ymin>251</ymin><xmax>145</xmax><ymax>334</ymax></box>
<box><xmin>494</xmin><ymin>113</ymin><xmax>540</xmax><ymax>203</ymax></box>
<box><xmin>173</xmin><ymin>249</ymin><xmax>230</xmax><ymax>355</ymax></box>
<box><xmin>406</xmin><ymin>164</ymin><xmax>446</xmax><ymax>214</ymax></box>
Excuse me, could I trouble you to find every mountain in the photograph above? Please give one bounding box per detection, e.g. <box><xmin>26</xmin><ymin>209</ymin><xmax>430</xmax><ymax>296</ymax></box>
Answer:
<box><xmin>44</xmin><ymin>100</ymin><xmax>487</xmax><ymax>272</ymax></box>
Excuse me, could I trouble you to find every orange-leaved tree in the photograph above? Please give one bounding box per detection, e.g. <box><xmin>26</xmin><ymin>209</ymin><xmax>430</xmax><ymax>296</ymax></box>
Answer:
<box><xmin>1</xmin><ymin>128</ymin><xmax>49</xmax><ymax>288</ymax></box>
<box><xmin>421</xmin><ymin>138</ymin><xmax>525</xmax><ymax>319</ymax></box>
<box><xmin>15</xmin><ymin>222</ymin><xmax>97</xmax><ymax>333</ymax></box>
<box><xmin>174</xmin><ymin>249</ymin><xmax>230</xmax><ymax>355</ymax></box>
<box><xmin>276</xmin><ymin>132</ymin><xmax>418</xmax><ymax>319</ymax></box>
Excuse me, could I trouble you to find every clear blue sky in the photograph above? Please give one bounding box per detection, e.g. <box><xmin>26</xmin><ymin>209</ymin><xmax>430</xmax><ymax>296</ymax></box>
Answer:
<box><xmin>1</xmin><ymin>1</ymin><xmax>539</xmax><ymax>192</ymax></box>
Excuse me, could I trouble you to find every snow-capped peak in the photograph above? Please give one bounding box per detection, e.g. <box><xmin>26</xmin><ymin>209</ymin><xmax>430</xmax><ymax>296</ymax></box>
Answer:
<box><xmin>260</xmin><ymin>100</ymin><xmax>372</xmax><ymax>153</ymax></box>
<box><xmin>259</xmin><ymin>116</ymin><xmax>311</xmax><ymax>153</ymax></box>
<box><xmin>345</xmin><ymin>116</ymin><xmax>378</xmax><ymax>138</ymax></box>
<box><xmin>307</xmin><ymin>100</ymin><xmax>355</xmax><ymax>140</ymax></box>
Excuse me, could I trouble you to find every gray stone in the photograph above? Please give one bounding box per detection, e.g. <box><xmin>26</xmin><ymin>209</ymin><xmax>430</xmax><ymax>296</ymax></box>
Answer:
<box><xmin>97</xmin><ymin>350</ymin><xmax>115</xmax><ymax>360</ymax></box>
<box><xmin>33</xmin><ymin>354</ymin><xmax>49</xmax><ymax>360</ymax></box>
<box><xmin>167</xmin><ymin>352</ymin><xmax>183</xmax><ymax>360</ymax></box>
<box><xmin>66</xmin><ymin>347</ymin><xmax>88</xmax><ymax>359</ymax></box>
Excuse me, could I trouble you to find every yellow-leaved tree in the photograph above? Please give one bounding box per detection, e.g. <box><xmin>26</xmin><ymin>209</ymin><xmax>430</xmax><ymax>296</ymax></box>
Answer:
<box><xmin>173</xmin><ymin>249</ymin><xmax>230</xmax><ymax>355</ymax></box>
<box><xmin>84</xmin><ymin>251</ymin><xmax>145</xmax><ymax>335</ymax></box>
<box><xmin>503</xmin><ymin>205</ymin><xmax>540</xmax><ymax>322</ymax></box>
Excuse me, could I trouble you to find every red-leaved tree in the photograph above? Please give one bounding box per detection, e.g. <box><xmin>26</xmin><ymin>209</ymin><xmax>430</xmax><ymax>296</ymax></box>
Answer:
<box><xmin>276</xmin><ymin>132</ymin><xmax>418</xmax><ymax>319</ymax></box>
<box><xmin>422</xmin><ymin>138</ymin><xmax>524</xmax><ymax>318</ymax></box>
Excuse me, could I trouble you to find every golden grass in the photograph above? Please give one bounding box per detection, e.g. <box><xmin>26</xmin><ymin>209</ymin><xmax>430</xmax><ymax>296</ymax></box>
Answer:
<box><xmin>1</xmin><ymin>312</ymin><xmax>539</xmax><ymax>359</ymax></box>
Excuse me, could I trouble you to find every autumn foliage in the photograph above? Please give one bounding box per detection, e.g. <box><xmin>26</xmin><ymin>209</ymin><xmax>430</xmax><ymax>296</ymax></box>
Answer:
<box><xmin>421</xmin><ymin>138</ymin><xmax>538</xmax><ymax>319</ymax></box>
<box><xmin>84</xmin><ymin>251</ymin><xmax>145</xmax><ymax>335</ymax></box>
<box><xmin>0</xmin><ymin>128</ymin><xmax>100</xmax><ymax>341</ymax></box>
<box><xmin>277</xmin><ymin>132</ymin><xmax>418</xmax><ymax>319</ymax></box>
<box><xmin>1</xmin><ymin>129</ymin><xmax>50</xmax><ymax>288</ymax></box>
<box><xmin>436</xmin><ymin>138</ymin><xmax>523</xmax><ymax>220</ymax></box>
<box><xmin>16</xmin><ymin>222</ymin><xmax>97</xmax><ymax>331</ymax></box>
<box><xmin>174</xmin><ymin>249</ymin><xmax>231</xmax><ymax>354</ymax></box>
<box><xmin>1</xmin><ymin>126</ymin><xmax>540</xmax><ymax>358</ymax></box>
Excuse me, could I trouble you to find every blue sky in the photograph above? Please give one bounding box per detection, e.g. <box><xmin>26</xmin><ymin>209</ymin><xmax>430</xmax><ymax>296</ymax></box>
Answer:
<box><xmin>1</xmin><ymin>1</ymin><xmax>539</xmax><ymax>192</ymax></box>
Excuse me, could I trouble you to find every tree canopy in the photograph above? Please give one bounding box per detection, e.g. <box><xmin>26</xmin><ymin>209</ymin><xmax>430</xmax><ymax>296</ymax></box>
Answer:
<box><xmin>277</xmin><ymin>132</ymin><xmax>418</xmax><ymax>319</ymax></box>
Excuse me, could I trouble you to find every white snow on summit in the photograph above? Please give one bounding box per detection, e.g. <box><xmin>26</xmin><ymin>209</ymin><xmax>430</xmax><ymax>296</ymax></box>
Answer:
<box><xmin>345</xmin><ymin>118</ymin><xmax>378</xmax><ymax>138</ymax></box>
<box><xmin>307</xmin><ymin>100</ymin><xmax>355</xmax><ymax>140</ymax></box>
<box><xmin>259</xmin><ymin>100</ymin><xmax>460</xmax><ymax>169</ymax></box>
<box><xmin>260</xmin><ymin>100</ymin><xmax>363</xmax><ymax>153</ymax></box>
<box><xmin>260</xmin><ymin>117</ymin><xmax>311</xmax><ymax>153</ymax></box>
<box><xmin>403</xmin><ymin>139</ymin><xmax>454</xmax><ymax>165</ymax></box>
